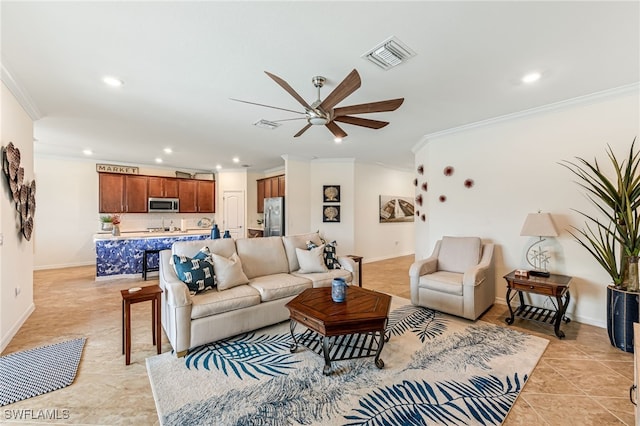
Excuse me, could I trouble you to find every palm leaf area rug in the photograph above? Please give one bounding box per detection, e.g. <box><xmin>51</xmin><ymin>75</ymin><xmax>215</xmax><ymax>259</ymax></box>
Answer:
<box><xmin>146</xmin><ymin>297</ymin><xmax>548</xmax><ymax>426</ymax></box>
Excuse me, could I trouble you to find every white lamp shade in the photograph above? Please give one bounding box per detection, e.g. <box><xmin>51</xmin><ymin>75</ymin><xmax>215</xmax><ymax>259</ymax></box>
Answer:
<box><xmin>520</xmin><ymin>212</ymin><xmax>558</xmax><ymax>237</ymax></box>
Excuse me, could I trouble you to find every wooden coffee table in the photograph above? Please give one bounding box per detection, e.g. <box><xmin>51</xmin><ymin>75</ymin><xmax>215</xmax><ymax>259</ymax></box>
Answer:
<box><xmin>285</xmin><ymin>286</ymin><xmax>391</xmax><ymax>375</ymax></box>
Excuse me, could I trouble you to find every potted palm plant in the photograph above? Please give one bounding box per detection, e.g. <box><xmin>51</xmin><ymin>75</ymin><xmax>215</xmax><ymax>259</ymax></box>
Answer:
<box><xmin>561</xmin><ymin>138</ymin><xmax>640</xmax><ymax>352</ymax></box>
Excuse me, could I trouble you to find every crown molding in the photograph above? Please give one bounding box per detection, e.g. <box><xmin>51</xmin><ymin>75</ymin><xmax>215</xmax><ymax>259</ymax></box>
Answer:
<box><xmin>412</xmin><ymin>82</ymin><xmax>640</xmax><ymax>153</ymax></box>
<box><xmin>1</xmin><ymin>58</ymin><xmax>42</xmax><ymax>120</ymax></box>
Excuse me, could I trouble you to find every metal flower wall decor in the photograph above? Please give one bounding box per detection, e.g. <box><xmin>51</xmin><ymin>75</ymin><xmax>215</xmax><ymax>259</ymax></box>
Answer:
<box><xmin>2</xmin><ymin>142</ymin><xmax>36</xmax><ymax>240</ymax></box>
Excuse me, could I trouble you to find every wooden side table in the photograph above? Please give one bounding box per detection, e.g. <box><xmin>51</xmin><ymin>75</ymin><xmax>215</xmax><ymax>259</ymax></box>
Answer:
<box><xmin>347</xmin><ymin>255</ymin><xmax>363</xmax><ymax>287</ymax></box>
<box><xmin>121</xmin><ymin>285</ymin><xmax>163</xmax><ymax>365</ymax></box>
<box><xmin>503</xmin><ymin>270</ymin><xmax>571</xmax><ymax>338</ymax></box>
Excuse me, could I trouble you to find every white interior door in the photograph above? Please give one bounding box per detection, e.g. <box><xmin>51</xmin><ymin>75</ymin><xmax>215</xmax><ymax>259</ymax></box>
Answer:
<box><xmin>223</xmin><ymin>190</ymin><xmax>245</xmax><ymax>239</ymax></box>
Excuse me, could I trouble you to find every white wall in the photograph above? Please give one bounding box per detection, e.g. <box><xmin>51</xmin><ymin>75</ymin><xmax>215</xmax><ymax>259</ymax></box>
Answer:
<box><xmin>413</xmin><ymin>86</ymin><xmax>640</xmax><ymax>328</ymax></box>
<box><xmin>1</xmin><ymin>82</ymin><xmax>35</xmax><ymax>351</ymax></box>
<box><xmin>355</xmin><ymin>163</ymin><xmax>415</xmax><ymax>261</ymax></box>
<box><xmin>284</xmin><ymin>156</ymin><xmax>311</xmax><ymax>236</ymax></box>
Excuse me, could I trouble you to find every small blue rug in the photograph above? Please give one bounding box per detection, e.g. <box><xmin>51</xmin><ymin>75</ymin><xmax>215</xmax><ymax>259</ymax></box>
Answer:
<box><xmin>0</xmin><ymin>338</ymin><xmax>86</xmax><ymax>406</ymax></box>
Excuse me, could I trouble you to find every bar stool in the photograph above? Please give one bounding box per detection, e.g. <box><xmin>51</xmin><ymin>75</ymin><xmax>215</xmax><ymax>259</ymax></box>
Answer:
<box><xmin>142</xmin><ymin>249</ymin><xmax>161</xmax><ymax>280</ymax></box>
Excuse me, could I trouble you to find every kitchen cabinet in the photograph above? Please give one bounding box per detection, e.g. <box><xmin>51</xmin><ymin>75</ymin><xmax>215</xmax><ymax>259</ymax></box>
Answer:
<box><xmin>176</xmin><ymin>179</ymin><xmax>215</xmax><ymax>213</ymax></box>
<box><xmin>148</xmin><ymin>177</ymin><xmax>178</xmax><ymax>198</ymax></box>
<box><xmin>257</xmin><ymin>174</ymin><xmax>284</xmax><ymax>213</ymax></box>
<box><xmin>196</xmin><ymin>180</ymin><xmax>215</xmax><ymax>213</ymax></box>
<box><xmin>99</xmin><ymin>173</ymin><xmax>125</xmax><ymax>213</ymax></box>
<box><xmin>178</xmin><ymin>179</ymin><xmax>198</xmax><ymax>213</ymax></box>
<box><xmin>99</xmin><ymin>173</ymin><xmax>148</xmax><ymax>213</ymax></box>
<box><xmin>124</xmin><ymin>175</ymin><xmax>149</xmax><ymax>212</ymax></box>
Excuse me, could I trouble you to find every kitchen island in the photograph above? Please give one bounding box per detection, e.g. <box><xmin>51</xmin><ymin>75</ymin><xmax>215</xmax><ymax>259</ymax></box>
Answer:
<box><xmin>94</xmin><ymin>229</ymin><xmax>211</xmax><ymax>280</ymax></box>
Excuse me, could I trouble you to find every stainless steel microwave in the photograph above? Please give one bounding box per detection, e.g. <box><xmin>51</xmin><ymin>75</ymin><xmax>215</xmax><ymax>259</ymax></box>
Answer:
<box><xmin>148</xmin><ymin>198</ymin><xmax>179</xmax><ymax>213</ymax></box>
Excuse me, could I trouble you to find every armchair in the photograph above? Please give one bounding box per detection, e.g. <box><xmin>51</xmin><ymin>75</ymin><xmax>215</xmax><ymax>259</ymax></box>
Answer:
<box><xmin>409</xmin><ymin>236</ymin><xmax>494</xmax><ymax>320</ymax></box>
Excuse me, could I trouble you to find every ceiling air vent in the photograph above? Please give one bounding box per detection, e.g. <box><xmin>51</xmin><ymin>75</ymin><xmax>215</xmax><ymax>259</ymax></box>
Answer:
<box><xmin>253</xmin><ymin>119</ymin><xmax>281</xmax><ymax>130</ymax></box>
<box><xmin>362</xmin><ymin>36</ymin><xmax>417</xmax><ymax>70</ymax></box>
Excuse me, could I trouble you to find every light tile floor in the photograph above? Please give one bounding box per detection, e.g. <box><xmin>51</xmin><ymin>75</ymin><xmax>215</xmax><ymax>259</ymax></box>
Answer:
<box><xmin>1</xmin><ymin>256</ymin><xmax>635</xmax><ymax>425</ymax></box>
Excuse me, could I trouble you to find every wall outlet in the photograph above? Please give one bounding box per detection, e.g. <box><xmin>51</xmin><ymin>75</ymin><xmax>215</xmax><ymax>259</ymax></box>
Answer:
<box><xmin>15</xmin><ymin>287</ymin><xmax>21</xmax><ymax>297</ymax></box>
<box><xmin>0</xmin><ymin>233</ymin><xmax>3</xmax><ymax>246</ymax></box>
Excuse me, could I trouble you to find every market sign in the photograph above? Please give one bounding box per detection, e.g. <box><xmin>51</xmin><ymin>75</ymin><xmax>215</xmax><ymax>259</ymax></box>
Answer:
<box><xmin>96</xmin><ymin>164</ymin><xmax>139</xmax><ymax>175</ymax></box>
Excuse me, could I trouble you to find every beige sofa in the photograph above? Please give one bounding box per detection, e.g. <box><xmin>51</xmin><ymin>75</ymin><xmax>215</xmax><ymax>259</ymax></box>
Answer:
<box><xmin>159</xmin><ymin>232</ymin><xmax>356</xmax><ymax>356</ymax></box>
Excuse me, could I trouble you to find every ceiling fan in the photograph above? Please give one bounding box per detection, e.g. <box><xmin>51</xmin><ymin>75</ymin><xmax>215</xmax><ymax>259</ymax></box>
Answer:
<box><xmin>231</xmin><ymin>69</ymin><xmax>404</xmax><ymax>139</ymax></box>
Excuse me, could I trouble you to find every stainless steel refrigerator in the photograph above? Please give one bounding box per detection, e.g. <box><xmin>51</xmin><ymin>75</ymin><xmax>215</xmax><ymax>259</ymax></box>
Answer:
<box><xmin>264</xmin><ymin>197</ymin><xmax>285</xmax><ymax>237</ymax></box>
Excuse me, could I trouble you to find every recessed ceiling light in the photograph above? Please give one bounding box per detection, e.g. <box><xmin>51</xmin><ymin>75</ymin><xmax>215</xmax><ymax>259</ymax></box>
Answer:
<box><xmin>163</xmin><ymin>148</ymin><xmax>172</xmax><ymax>154</ymax></box>
<box><xmin>521</xmin><ymin>72</ymin><xmax>541</xmax><ymax>84</ymax></box>
<box><xmin>82</xmin><ymin>149</ymin><xmax>93</xmax><ymax>156</ymax></box>
<box><xmin>232</xmin><ymin>157</ymin><xmax>240</xmax><ymax>163</ymax></box>
<box><xmin>103</xmin><ymin>76</ymin><xmax>124</xmax><ymax>87</ymax></box>
<box><xmin>216</xmin><ymin>164</ymin><xmax>222</xmax><ymax>170</ymax></box>
<box><xmin>334</xmin><ymin>137</ymin><xmax>342</xmax><ymax>143</ymax></box>
<box><xmin>155</xmin><ymin>158</ymin><xmax>163</xmax><ymax>163</ymax></box>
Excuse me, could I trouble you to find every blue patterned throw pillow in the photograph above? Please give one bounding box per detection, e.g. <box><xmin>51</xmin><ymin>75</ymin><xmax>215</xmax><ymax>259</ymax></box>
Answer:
<box><xmin>307</xmin><ymin>240</ymin><xmax>342</xmax><ymax>270</ymax></box>
<box><xmin>172</xmin><ymin>247</ymin><xmax>215</xmax><ymax>293</ymax></box>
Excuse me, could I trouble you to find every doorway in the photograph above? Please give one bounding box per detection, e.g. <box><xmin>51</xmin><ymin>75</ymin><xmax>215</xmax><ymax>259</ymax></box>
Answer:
<box><xmin>222</xmin><ymin>190</ymin><xmax>245</xmax><ymax>239</ymax></box>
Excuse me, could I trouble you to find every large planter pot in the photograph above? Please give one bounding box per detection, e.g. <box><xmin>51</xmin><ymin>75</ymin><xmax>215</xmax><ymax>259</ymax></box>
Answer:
<box><xmin>607</xmin><ymin>285</ymin><xmax>639</xmax><ymax>353</ymax></box>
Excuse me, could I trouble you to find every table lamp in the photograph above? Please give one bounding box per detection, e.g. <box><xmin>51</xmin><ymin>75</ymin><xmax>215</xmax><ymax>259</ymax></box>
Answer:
<box><xmin>520</xmin><ymin>212</ymin><xmax>558</xmax><ymax>277</ymax></box>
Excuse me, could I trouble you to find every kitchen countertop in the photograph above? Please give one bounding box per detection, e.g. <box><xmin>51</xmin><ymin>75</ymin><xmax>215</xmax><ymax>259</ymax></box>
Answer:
<box><xmin>94</xmin><ymin>228</ymin><xmax>212</xmax><ymax>241</ymax></box>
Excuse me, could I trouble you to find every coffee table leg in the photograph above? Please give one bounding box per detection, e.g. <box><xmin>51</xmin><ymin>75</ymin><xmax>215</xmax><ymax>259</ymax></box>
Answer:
<box><xmin>374</xmin><ymin>330</ymin><xmax>385</xmax><ymax>369</ymax></box>
<box><xmin>322</xmin><ymin>336</ymin><xmax>332</xmax><ymax>375</ymax></box>
<box><xmin>289</xmin><ymin>320</ymin><xmax>298</xmax><ymax>353</ymax></box>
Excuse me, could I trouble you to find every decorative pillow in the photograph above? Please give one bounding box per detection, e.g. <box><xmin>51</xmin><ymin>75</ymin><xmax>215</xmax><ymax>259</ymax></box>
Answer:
<box><xmin>172</xmin><ymin>247</ymin><xmax>215</xmax><ymax>293</ymax></box>
<box><xmin>307</xmin><ymin>240</ymin><xmax>342</xmax><ymax>270</ymax></box>
<box><xmin>296</xmin><ymin>245</ymin><xmax>328</xmax><ymax>273</ymax></box>
<box><xmin>209</xmin><ymin>252</ymin><xmax>250</xmax><ymax>291</ymax></box>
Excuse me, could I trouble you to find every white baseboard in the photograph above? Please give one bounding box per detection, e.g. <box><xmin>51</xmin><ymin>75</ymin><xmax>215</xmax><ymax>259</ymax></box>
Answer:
<box><xmin>363</xmin><ymin>252</ymin><xmax>415</xmax><ymax>264</ymax></box>
<box><xmin>0</xmin><ymin>303</ymin><xmax>35</xmax><ymax>352</ymax></box>
<box><xmin>34</xmin><ymin>261</ymin><xmax>95</xmax><ymax>271</ymax></box>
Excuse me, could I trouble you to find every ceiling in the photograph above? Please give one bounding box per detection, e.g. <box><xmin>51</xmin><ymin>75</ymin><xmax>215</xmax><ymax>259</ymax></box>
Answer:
<box><xmin>2</xmin><ymin>1</ymin><xmax>638</xmax><ymax>173</ymax></box>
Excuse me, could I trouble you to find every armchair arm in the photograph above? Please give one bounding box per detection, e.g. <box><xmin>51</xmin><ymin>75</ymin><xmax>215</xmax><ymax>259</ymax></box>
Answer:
<box><xmin>409</xmin><ymin>256</ymin><xmax>438</xmax><ymax>279</ymax></box>
<box><xmin>462</xmin><ymin>243</ymin><xmax>494</xmax><ymax>287</ymax></box>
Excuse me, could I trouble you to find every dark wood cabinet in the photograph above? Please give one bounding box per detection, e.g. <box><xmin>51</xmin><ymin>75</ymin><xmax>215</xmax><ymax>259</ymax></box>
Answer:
<box><xmin>99</xmin><ymin>173</ymin><xmax>125</xmax><ymax>213</ymax></box>
<box><xmin>257</xmin><ymin>174</ymin><xmax>284</xmax><ymax>213</ymax></box>
<box><xmin>257</xmin><ymin>180</ymin><xmax>266</xmax><ymax>213</ymax></box>
<box><xmin>178</xmin><ymin>179</ymin><xmax>198</xmax><ymax>213</ymax></box>
<box><xmin>197</xmin><ymin>180</ymin><xmax>215</xmax><ymax>213</ymax></box>
<box><xmin>148</xmin><ymin>177</ymin><xmax>178</xmax><ymax>198</ymax></box>
<box><xmin>124</xmin><ymin>175</ymin><xmax>148</xmax><ymax>212</ymax></box>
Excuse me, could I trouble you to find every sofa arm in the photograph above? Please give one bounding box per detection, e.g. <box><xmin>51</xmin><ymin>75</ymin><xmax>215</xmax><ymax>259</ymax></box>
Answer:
<box><xmin>337</xmin><ymin>256</ymin><xmax>358</xmax><ymax>286</ymax></box>
<box><xmin>159</xmin><ymin>250</ymin><xmax>192</xmax><ymax>308</ymax></box>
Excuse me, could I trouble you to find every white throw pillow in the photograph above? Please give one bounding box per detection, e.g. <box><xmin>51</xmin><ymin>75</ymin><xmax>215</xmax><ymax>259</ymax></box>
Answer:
<box><xmin>296</xmin><ymin>245</ymin><xmax>329</xmax><ymax>273</ymax></box>
<box><xmin>209</xmin><ymin>252</ymin><xmax>250</xmax><ymax>291</ymax></box>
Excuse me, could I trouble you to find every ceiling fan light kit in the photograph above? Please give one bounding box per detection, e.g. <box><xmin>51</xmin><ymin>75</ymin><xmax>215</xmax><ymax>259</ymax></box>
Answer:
<box><xmin>233</xmin><ymin>68</ymin><xmax>404</xmax><ymax>140</ymax></box>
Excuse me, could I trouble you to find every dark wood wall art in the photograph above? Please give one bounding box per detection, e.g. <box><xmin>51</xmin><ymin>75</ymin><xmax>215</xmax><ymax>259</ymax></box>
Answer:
<box><xmin>2</xmin><ymin>142</ymin><xmax>36</xmax><ymax>240</ymax></box>
<box><xmin>323</xmin><ymin>205</ymin><xmax>340</xmax><ymax>222</ymax></box>
<box><xmin>323</xmin><ymin>185</ymin><xmax>340</xmax><ymax>202</ymax></box>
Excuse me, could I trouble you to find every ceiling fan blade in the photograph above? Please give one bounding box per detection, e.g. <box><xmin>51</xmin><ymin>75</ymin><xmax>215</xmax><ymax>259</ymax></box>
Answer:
<box><xmin>264</xmin><ymin>71</ymin><xmax>312</xmax><ymax>110</ymax></box>
<box><xmin>230</xmin><ymin>98</ymin><xmax>305</xmax><ymax>115</ymax></box>
<box><xmin>294</xmin><ymin>124</ymin><xmax>312</xmax><ymax>137</ymax></box>
<box><xmin>319</xmin><ymin>69</ymin><xmax>361</xmax><ymax>111</ymax></box>
<box><xmin>334</xmin><ymin>116</ymin><xmax>389</xmax><ymax>129</ymax></box>
<box><xmin>325</xmin><ymin>121</ymin><xmax>347</xmax><ymax>139</ymax></box>
<box><xmin>333</xmin><ymin>98</ymin><xmax>404</xmax><ymax>117</ymax></box>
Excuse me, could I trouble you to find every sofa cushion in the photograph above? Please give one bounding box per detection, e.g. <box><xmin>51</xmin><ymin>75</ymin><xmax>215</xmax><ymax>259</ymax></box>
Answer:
<box><xmin>292</xmin><ymin>268</ymin><xmax>352</xmax><ymax>288</ymax></box>
<box><xmin>296</xmin><ymin>245</ymin><xmax>328</xmax><ymax>273</ymax></box>
<box><xmin>172</xmin><ymin>247</ymin><xmax>215</xmax><ymax>293</ymax></box>
<box><xmin>210</xmin><ymin>252</ymin><xmax>250</xmax><ymax>291</ymax></box>
<box><xmin>191</xmin><ymin>285</ymin><xmax>261</xmax><ymax>320</ymax></box>
<box><xmin>282</xmin><ymin>232</ymin><xmax>323</xmax><ymax>272</ymax></box>
<box><xmin>419</xmin><ymin>271</ymin><xmax>464</xmax><ymax>296</ymax></box>
<box><xmin>235</xmin><ymin>236</ymin><xmax>289</xmax><ymax>279</ymax></box>
<box><xmin>307</xmin><ymin>240</ymin><xmax>342</xmax><ymax>270</ymax></box>
<box><xmin>248</xmin><ymin>273</ymin><xmax>312</xmax><ymax>302</ymax></box>
<box><xmin>437</xmin><ymin>236</ymin><xmax>481</xmax><ymax>274</ymax></box>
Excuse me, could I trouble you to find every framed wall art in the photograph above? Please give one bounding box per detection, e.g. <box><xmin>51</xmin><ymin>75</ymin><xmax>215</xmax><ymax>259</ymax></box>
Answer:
<box><xmin>323</xmin><ymin>205</ymin><xmax>340</xmax><ymax>223</ymax></box>
<box><xmin>323</xmin><ymin>185</ymin><xmax>340</xmax><ymax>202</ymax></box>
<box><xmin>379</xmin><ymin>195</ymin><xmax>415</xmax><ymax>223</ymax></box>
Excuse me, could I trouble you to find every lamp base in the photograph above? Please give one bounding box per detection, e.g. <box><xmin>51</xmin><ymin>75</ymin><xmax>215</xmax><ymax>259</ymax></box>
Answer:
<box><xmin>529</xmin><ymin>270</ymin><xmax>550</xmax><ymax>278</ymax></box>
